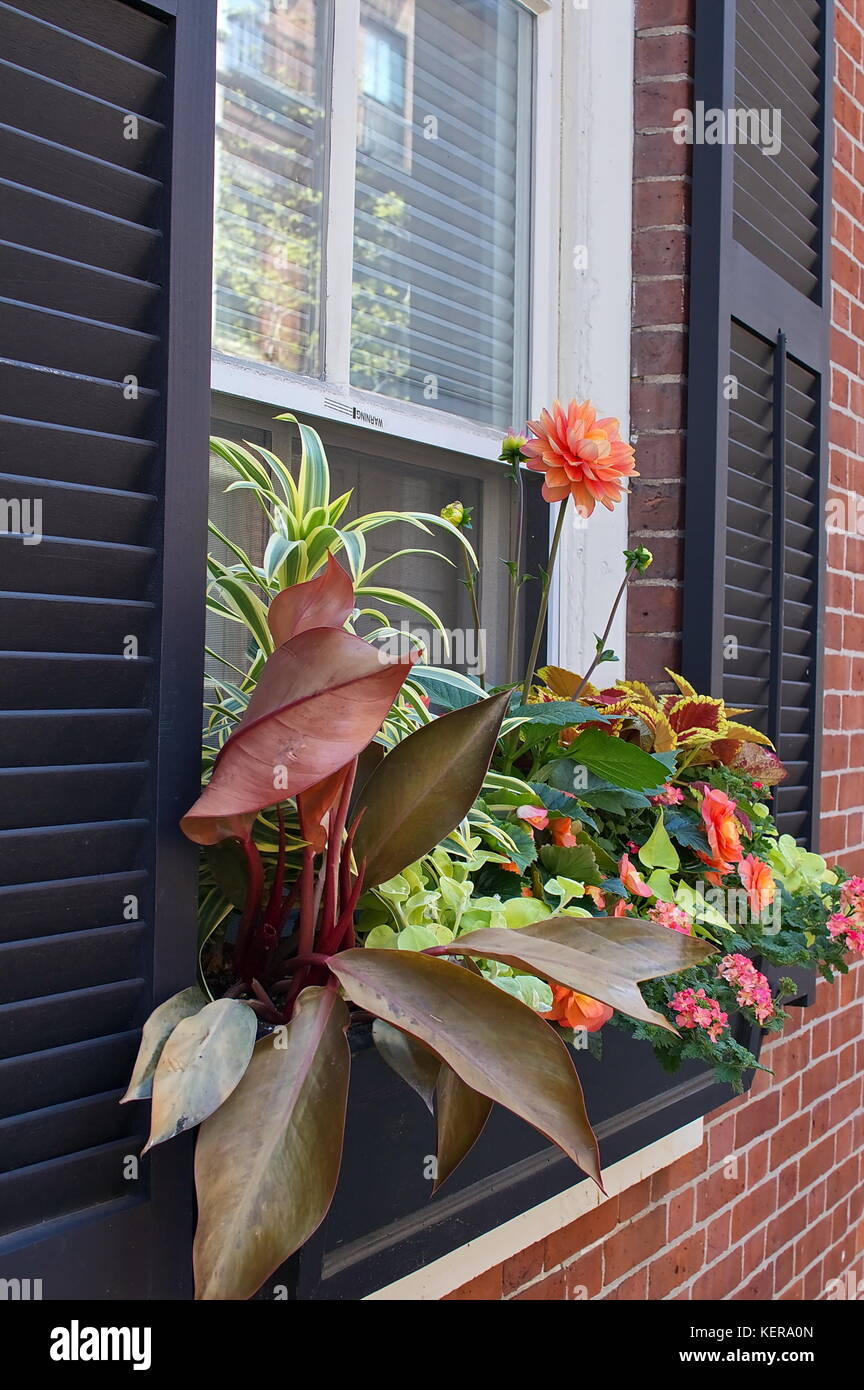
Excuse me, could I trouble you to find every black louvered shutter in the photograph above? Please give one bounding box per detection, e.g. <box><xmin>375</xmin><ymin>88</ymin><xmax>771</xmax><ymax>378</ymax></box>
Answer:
<box><xmin>685</xmin><ymin>0</ymin><xmax>832</xmax><ymax>845</ymax></box>
<box><xmin>0</xmin><ymin>0</ymin><xmax>215</xmax><ymax>1297</ymax></box>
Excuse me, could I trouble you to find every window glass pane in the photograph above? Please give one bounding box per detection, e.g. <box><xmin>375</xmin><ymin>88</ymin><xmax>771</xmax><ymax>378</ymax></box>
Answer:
<box><xmin>351</xmin><ymin>0</ymin><xmax>533</xmax><ymax>429</ymax></box>
<box><xmin>214</xmin><ymin>0</ymin><xmax>329</xmax><ymax>374</ymax></box>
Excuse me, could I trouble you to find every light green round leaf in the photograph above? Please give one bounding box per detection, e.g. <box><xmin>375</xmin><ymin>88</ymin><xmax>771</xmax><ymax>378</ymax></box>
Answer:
<box><xmin>364</xmin><ymin>924</ymin><xmax>399</xmax><ymax>949</ymax></box>
<box><xmin>396</xmin><ymin>925</ymin><xmax>440</xmax><ymax>951</ymax></box>
<box><xmin>501</xmin><ymin>897</ymin><xmax>550</xmax><ymax>929</ymax></box>
<box><xmin>492</xmin><ymin>974</ymin><xmax>554</xmax><ymax>1012</ymax></box>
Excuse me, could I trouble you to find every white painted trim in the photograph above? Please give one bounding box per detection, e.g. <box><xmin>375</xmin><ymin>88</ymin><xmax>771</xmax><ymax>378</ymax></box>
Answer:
<box><xmin>546</xmin><ymin>0</ymin><xmax>634</xmax><ymax>680</ymax></box>
<box><xmin>364</xmin><ymin>1118</ymin><xmax>704</xmax><ymax>1301</ymax></box>
<box><xmin>323</xmin><ymin>0</ymin><xmax>361</xmax><ymax>384</ymax></box>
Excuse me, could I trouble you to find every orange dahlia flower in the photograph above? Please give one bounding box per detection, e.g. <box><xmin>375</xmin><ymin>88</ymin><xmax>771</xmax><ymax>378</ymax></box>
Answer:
<box><xmin>543</xmin><ymin>986</ymin><xmax>613</xmax><ymax>1032</ymax></box>
<box><xmin>522</xmin><ymin>399</ymin><xmax>638</xmax><ymax>516</ymax></box>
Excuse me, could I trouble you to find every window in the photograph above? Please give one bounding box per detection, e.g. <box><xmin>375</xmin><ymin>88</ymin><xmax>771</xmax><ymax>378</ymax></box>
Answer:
<box><xmin>214</xmin><ymin>0</ymin><xmax>537</xmax><ymax>436</ymax></box>
<box><xmin>214</xmin><ymin>0</ymin><xmax>329</xmax><ymax>373</ymax></box>
<box><xmin>212</xmin><ymin>1</ymin><xmax>548</xmax><ymax>682</ymax></box>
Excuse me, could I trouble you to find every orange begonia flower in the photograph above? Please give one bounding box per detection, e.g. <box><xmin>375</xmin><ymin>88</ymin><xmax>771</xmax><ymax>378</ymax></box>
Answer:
<box><xmin>619</xmin><ymin>851</ymin><xmax>652</xmax><ymax>898</ymax></box>
<box><xmin>700</xmin><ymin>787</ymin><xmax>744</xmax><ymax>866</ymax></box>
<box><xmin>739</xmin><ymin>854</ymin><xmax>776</xmax><ymax>915</ymax></box>
<box><xmin>542</xmin><ymin>986</ymin><xmax>614</xmax><ymax>1032</ymax></box>
<box><xmin>522</xmin><ymin>399</ymin><xmax>638</xmax><ymax>517</ymax></box>
<box><xmin>550</xmin><ymin>816</ymin><xmax>577</xmax><ymax>847</ymax></box>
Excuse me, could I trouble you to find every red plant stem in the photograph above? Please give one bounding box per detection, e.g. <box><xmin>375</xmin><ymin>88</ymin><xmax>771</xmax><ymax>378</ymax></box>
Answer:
<box><xmin>262</xmin><ymin>808</ymin><xmax>287</xmax><ymax>930</ymax></box>
<box><xmin>271</xmin><ymin>953</ymin><xmax>334</xmax><ymax>991</ymax></box>
<box><xmin>297</xmin><ymin>843</ymin><xmax>317</xmax><ymax>957</ymax></box>
<box><xmin>331</xmin><ymin>857</ymin><xmax>366</xmax><ymax>953</ymax></box>
<box><xmin>319</xmin><ymin>761</ymin><xmax>357</xmax><ymax>948</ymax></box>
<box><xmin>276</xmin><ymin>875</ymin><xmax>301</xmax><ymax>934</ymax></box>
<box><xmin>234</xmin><ymin>837</ymin><xmax>265</xmax><ymax>982</ymax></box>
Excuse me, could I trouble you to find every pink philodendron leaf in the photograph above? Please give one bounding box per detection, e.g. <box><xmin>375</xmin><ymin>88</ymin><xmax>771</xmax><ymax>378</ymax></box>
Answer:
<box><xmin>267</xmin><ymin>553</ymin><xmax>355</xmax><ymax>646</ymax></box>
<box><xmin>181</xmin><ymin>627</ymin><xmax>415</xmax><ymax>845</ymax></box>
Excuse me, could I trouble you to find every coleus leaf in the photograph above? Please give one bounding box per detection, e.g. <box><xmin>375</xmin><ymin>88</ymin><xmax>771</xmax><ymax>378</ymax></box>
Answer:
<box><xmin>352</xmin><ymin>690</ymin><xmax>511</xmax><ymax>887</ymax></box>
<box><xmin>329</xmin><ymin>948</ymin><xmax>601</xmax><ymax>1184</ymax></box>
<box><xmin>194</xmin><ymin>986</ymin><xmax>351</xmax><ymax>1301</ymax></box>
<box><xmin>181</xmin><ymin>627</ymin><xmax>414</xmax><ymax>844</ymax></box>
<box><xmin>444</xmin><ymin>916</ymin><xmax>716</xmax><ymax>1033</ymax></box>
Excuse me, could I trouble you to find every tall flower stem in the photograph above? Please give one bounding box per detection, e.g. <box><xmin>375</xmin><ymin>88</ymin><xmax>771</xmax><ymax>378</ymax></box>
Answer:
<box><xmin>571</xmin><ymin>567</ymin><xmax>632</xmax><ymax>702</ymax></box>
<box><xmin>461</xmin><ymin>550</ymin><xmax>486</xmax><ymax>690</ymax></box>
<box><xmin>521</xmin><ymin>496</ymin><xmax>569</xmax><ymax>704</ymax></box>
<box><xmin>507</xmin><ymin>465</ymin><xmax>526</xmax><ymax>685</ymax></box>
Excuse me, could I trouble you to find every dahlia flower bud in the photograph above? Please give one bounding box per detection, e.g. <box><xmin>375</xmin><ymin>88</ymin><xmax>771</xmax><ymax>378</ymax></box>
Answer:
<box><xmin>624</xmin><ymin>545</ymin><xmax>653</xmax><ymax>572</ymax></box>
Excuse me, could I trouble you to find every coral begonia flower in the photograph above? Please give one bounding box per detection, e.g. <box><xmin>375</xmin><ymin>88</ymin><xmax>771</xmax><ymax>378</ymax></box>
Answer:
<box><xmin>739</xmin><ymin>854</ymin><xmax>775</xmax><ymax>915</ymax></box>
<box><xmin>612</xmin><ymin>897</ymin><xmax>629</xmax><ymax>917</ymax></box>
<box><xmin>619</xmin><ymin>852</ymin><xmax>652</xmax><ymax>897</ymax></box>
<box><xmin>543</xmin><ymin>986</ymin><xmax>613</xmax><ymax>1032</ymax></box>
<box><xmin>550</xmin><ymin>816</ymin><xmax>577</xmax><ymax>847</ymax></box>
<box><xmin>522</xmin><ymin>399</ymin><xmax>638</xmax><ymax>517</ymax></box>
<box><xmin>700</xmin><ymin>787</ymin><xmax>744</xmax><ymax>865</ymax></box>
<box><xmin>695</xmin><ymin>849</ymin><xmax>734</xmax><ymax>886</ymax></box>
<box><xmin>517</xmin><ymin>805</ymin><xmax>549</xmax><ymax>830</ymax></box>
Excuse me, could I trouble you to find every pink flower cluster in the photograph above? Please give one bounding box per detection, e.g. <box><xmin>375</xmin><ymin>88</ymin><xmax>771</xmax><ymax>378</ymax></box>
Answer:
<box><xmin>828</xmin><ymin>912</ymin><xmax>864</xmax><ymax>956</ymax></box>
<box><xmin>649</xmin><ymin>900</ymin><xmax>694</xmax><ymax>936</ymax></box>
<box><xmin>669</xmin><ymin>987</ymin><xmax>728</xmax><ymax>1041</ymax></box>
<box><xmin>826</xmin><ymin>877</ymin><xmax>864</xmax><ymax>956</ymax></box>
<box><xmin>649</xmin><ymin>783</ymin><xmax>684</xmax><ymax>806</ymax></box>
<box><xmin>839</xmin><ymin>876</ymin><xmax>864</xmax><ymax>915</ymax></box>
<box><xmin>717</xmin><ymin>953</ymin><xmax>775</xmax><ymax>1024</ymax></box>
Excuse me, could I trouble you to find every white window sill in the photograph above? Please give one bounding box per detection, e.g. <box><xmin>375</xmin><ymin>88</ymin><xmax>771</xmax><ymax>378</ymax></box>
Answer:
<box><xmin>364</xmin><ymin>1116</ymin><xmax>703</xmax><ymax>1301</ymax></box>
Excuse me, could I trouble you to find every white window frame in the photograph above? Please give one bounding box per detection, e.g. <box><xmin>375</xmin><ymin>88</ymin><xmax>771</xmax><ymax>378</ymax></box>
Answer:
<box><xmin>212</xmin><ymin>0</ymin><xmax>563</xmax><ymax>463</ymax></box>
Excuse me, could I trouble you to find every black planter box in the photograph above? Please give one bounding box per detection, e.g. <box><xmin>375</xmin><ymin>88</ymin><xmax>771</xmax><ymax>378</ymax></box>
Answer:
<box><xmin>260</xmin><ymin>1011</ymin><xmax>764</xmax><ymax>1301</ymax></box>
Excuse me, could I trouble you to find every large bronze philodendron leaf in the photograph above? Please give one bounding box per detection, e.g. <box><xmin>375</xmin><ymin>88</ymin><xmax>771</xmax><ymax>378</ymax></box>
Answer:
<box><xmin>446</xmin><ymin>916</ymin><xmax>717</xmax><ymax>1033</ymax></box>
<box><xmin>143</xmin><ymin>999</ymin><xmax>258</xmax><ymax>1152</ymax></box>
<box><xmin>434</xmin><ymin>1066</ymin><xmax>492</xmax><ymax>1192</ymax></box>
<box><xmin>329</xmin><ymin>949</ymin><xmax>601</xmax><ymax>1185</ymax></box>
<box><xmin>372</xmin><ymin>1019</ymin><xmax>440</xmax><ymax>1114</ymax></box>
<box><xmin>267</xmin><ymin>553</ymin><xmax>355</xmax><ymax>645</ymax></box>
<box><xmin>352</xmin><ymin>689</ymin><xmax>512</xmax><ymax>887</ymax></box>
<box><xmin>182</xmin><ymin>627</ymin><xmax>414</xmax><ymax>845</ymax></box>
<box><xmin>193</xmin><ymin>987</ymin><xmax>351</xmax><ymax>1301</ymax></box>
<box><xmin>121</xmin><ymin>985</ymin><xmax>207</xmax><ymax>1104</ymax></box>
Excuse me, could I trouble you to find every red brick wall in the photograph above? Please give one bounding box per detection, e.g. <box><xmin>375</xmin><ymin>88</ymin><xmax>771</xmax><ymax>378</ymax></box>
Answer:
<box><xmin>446</xmin><ymin>968</ymin><xmax>864</xmax><ymax>1301</ymax></box>
<box><xmin>628</xmin><ymin>0</ymin><xmax>693</xmax><ymax>688</ymax></box>
<box><xmin>824</xmin><ymin>1</ymin><xmax>864</xmax><ymax>871</ymax></box>
<box><xmin>445</xmin><ymin>0</ymin><xmax>864</xmax><ymax>1303</ymax></box>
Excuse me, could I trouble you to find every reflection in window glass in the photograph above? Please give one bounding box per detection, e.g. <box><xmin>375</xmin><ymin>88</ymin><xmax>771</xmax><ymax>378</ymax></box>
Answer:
<box><xmin>352</xmin><ymin>0</ymin><xmax>533</xmax><ymax>428</ymax></box>
<box><xmin>214</xmin><ymin>0</ymin><xmax>329</xmax><ymax>374</ymax></box>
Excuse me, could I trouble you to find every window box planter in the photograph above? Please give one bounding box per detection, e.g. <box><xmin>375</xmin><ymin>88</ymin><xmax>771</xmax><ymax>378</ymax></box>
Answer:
<box><xmin>260</xmin><ymin>1010</ymin><xmax>764</xmax><ymax>1301</ymax></box>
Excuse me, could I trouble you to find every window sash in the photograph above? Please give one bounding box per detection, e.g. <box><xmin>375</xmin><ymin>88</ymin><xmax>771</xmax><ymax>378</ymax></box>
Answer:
<box><xmin>212</xmin><ymin>0</ymin><xmax>562</xmax><ymax>461</ymax></box>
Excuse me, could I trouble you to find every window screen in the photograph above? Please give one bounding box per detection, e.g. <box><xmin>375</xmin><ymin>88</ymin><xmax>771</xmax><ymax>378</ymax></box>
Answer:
<box><xmin>351</xmin><ymin>0</ymin><xmax>533</xmax><ymax>426</ymax></box>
